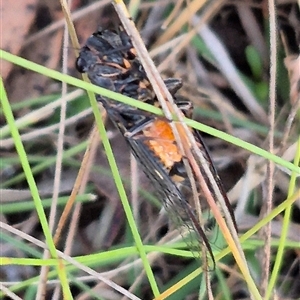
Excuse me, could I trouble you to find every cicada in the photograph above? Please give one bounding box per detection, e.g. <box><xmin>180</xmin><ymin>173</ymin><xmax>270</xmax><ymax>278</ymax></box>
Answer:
<box><xmin>76</xmin><ymin>26</ymin><xmax>237</xmax><ymax>268</ymax></box>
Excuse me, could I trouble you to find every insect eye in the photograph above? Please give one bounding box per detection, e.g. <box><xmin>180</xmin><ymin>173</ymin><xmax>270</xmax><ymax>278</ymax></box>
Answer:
<box><xmin>75</xmin><ymin>57</ymin><xmax>86</xmax><ymax>73</ymax></box>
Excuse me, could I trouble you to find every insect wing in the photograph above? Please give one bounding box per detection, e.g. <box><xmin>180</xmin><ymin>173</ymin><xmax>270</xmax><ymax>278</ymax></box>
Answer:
<box><xmin>191</xmin><ymin>128</ymin><xmax>238</xmax><ymax>233</ymax></box>
<box><xmin>122</xmin><ymin>122</ymin><xmax>216</xmax><ymax>267</ymax></box>
<box><xmin>97</xmin><ymin>93</ymin><xmax>216</xmax><ymax>266</ymax></box>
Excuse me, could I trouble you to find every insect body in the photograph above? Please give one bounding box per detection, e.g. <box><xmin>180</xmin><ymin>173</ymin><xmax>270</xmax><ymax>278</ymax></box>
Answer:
<box><xmin>76</xmin><ymin>26</ymin><xmax>237</xmax><ymax>267</ymax></box>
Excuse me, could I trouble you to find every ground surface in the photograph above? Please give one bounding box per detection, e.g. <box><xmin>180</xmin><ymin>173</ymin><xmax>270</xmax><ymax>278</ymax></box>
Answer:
<box><xmin>1</xmin><ymin>1</ymin><xmax>299</xmax><ymax>299</ymax></box>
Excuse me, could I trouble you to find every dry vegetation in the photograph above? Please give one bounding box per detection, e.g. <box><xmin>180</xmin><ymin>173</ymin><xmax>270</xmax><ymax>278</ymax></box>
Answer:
<box><xmin>1</xmin><ymin>0</ymin><xmax>299</xmax><ymax>299</ymax></box>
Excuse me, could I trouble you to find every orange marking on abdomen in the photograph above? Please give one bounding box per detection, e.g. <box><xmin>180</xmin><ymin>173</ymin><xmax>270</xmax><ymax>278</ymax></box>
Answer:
<box><xmin>142</xmin><ymin>119</ymin><xmax>182</xmax><ymax>169</ymax></box>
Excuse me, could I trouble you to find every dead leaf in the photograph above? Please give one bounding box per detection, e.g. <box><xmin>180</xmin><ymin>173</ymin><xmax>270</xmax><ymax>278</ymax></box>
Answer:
<box><xmin>0</xmin><ymin>0</ymin><xmax>38</xmax><ymax>79</ymax></box>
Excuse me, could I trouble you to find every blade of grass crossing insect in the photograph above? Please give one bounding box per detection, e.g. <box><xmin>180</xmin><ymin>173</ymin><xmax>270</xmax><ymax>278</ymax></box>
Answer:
<box><xmin>1</xmin><ymin>50</ymin><xmax>299</xmax><ymax>175</ymax></box>
<box><xmin>185</xmin><ymin>144</ymin><xmax>254</xmax><ymax>298</ymax></box>
<box><xmin>187</xmin><ymin>118</ymin><xmax>300</xmax><ymax>174</ymax></box>
<box><xmin>88</xmin><ymin>84</ymin><xmax>160</xmax><ymax>297</ymax></box>
<box><xmin>0</xmin><ymin>51</ymin><xmax>162</xmax><ymax>118</ymax></box>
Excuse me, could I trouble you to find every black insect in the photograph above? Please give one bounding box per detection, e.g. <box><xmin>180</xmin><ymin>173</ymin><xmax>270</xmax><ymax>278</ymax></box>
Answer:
<box><xmin>76</xmin><ymin>25</ymin><xmax>238</xmax><ymax>269</ymax></box>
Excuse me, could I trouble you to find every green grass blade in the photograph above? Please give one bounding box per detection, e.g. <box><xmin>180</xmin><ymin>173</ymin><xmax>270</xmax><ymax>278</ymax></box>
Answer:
<box><xmin>0</xmin><ymin>77</ymin><xmax>73</xmax><ymax>299</ymax></box>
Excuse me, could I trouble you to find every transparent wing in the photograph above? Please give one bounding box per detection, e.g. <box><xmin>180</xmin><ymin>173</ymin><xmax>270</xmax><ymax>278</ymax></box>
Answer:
<box><xmin>100</xmin><ymin>105</ymin><xmax>216</xmax><ymax>268</ymax></box>
<box><xmin>123</xmin><ymin>125</ymin><xmax>216</xmax><ymax>268</ymax></box>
